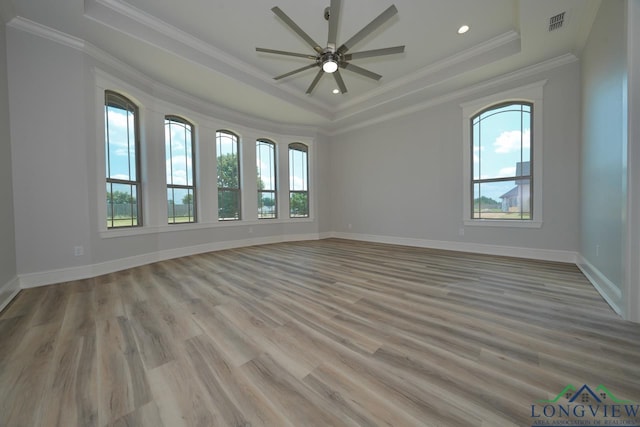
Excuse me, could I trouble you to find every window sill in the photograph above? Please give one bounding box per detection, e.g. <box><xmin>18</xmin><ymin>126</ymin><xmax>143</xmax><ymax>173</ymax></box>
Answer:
<box><xmin>463</xmin><ymin>219</ymin><xmax>542</xmax><ymax>229</ymax></box>
<box><xmin>100</xmin><ymin>217</ymin><xmax>314</xmax><ymax>239</ymax></box>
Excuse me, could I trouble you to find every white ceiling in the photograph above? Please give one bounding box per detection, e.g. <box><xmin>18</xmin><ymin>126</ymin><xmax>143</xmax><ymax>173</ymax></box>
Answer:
<box><xmin>2</xmin><ymin>0</ymin><xmax>601</xmax><ymax>131</ymax></box>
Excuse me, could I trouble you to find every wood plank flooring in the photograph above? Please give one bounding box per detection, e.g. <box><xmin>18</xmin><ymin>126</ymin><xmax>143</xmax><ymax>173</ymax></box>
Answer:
<box><xmin>1</xmin><ymin>238</ymin><xmax>639</xmax><ymax>426</ymax></box>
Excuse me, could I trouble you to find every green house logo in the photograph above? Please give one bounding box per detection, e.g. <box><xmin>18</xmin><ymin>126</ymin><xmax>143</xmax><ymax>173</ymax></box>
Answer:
<box><xmin>538</xmin><ymin>384</ymin><xmax>634</xmax><ymax>404</ymax></box>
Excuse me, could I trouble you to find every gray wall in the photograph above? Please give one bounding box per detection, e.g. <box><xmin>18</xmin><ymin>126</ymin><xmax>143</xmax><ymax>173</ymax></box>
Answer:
<box><xmin>580</xmin><ymin>0</ymin><xmax>627</xmax><ymax>312</ymax></box>
<box><xmin>7</xmin><ymin>27</ymin><xmax>325</xmax><ymax>281</ymax></box>
<box><xmin>330</xmin><ymin>62</ymin><xmax>581</xmax><ymax>254</ymax></box>
<box><xmin>0</xmin><ymin>16</ymin><xmax>17</xmax><ymax>295</ymax></box>
<box><xmin>8</xmin><ymin>29</ymin><xmax>91</xmax><ymax>275</ymax></box>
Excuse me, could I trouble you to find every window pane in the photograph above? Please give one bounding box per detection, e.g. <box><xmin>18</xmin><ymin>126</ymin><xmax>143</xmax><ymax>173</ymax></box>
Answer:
<box><xmin>257</xmin><ymin>141</ymin><xmax>276</xmax><ymax>191</ymax></box>
<box><xmin>217</xmin><ymin>131</ymin><xmax>240</xmax><ymax>220</ymax></box>
<box><xmin>289</xmin><ymin>143</ymin><xmax>309</xmax><ymax>218</ymax></box>
<box><xmin>168</xmin><ymin>187</ymin><xmax>195</xmax><ymax>224</ymax></box>
<box><xmin>471</xmin><ymin>102</ymin><xmax>532</xmax><ymax>221</ymax></box>
<box><xmin>289</xmin><ymin>144</ymin><xmax>308</xmax><ymax>191</ymax></box>
<box><xmin>105</xmin><ymin>91</ymin><xmax>141</xmax><ymax>228</ymax></box>
<box><xmin>105</xmin><ymin>105</ymin><xmax>137</xmax><ymax>181</ymax></box>
<box><xmin>290</xmin><ymin>192</ymin><xmax>308</xmax><ymax>218</ymax></box>
<box><xmin>473</xmin><ymin>123</ymin><xmax>481</xmax><ymax>180</ymax></box>
<box><xmin>165</xmin><ymin>119</ymin><xmax>193</xmax><ymax>186</ymax></box>
<box><xmin>473</xmin><ymin>179</ymin><xmax>531</xmax><ymax>220</ymax></box>
<box><xmin>257</xmin><ymin>140</ymin><xmax>277</xmax><ymax>219</ymax></box>
<box><xmin>258</xmin><ymin>191</ymin><xmax>276</xmax><ymax>219</ymax></box>
<box><xmin>473</xmin><ymin>106</ymin><xmax>531</xmax><ymax>180</ymax></box>
<box><xmin>106</xmin><ymin>182</ymin><xmax>138</xmax><ymax>227</ymax></box>
<box><xmin>218</xmin><ymin>189</ymin><xmax>240</xmax><ymax>220</ymax></box>
<box><xmin>165</xmin><ymin>117</ymin><xmax>196</xmax><ymax>224</ymax></box>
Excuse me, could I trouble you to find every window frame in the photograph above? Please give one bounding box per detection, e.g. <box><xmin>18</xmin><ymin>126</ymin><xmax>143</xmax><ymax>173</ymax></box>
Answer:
<box><xmin>165</xmin><ymin>115</ymin><xmax>197</xmax><ymax>224</ymax></box>
<box><xmin>470</xmin><ymin>101</ymin><xmax>533</xmax><ymax>221</ymax></box>
<box><xmin>288</xmin><ymin>142</ymin><xmax>310</xmax><ymax>219</ymax></box>
<box><xmin>257</xmin><ymin>139</ymin><xmax>277</xmax><ymax>219</ymax></box>
<box><xmin>216</xmin><ymin>129</ymin><xmax>242</xmax><ymax>221</ymax></box>
<box><xmin>105</xmin><ymin>90</ymin><xmax>142</xmax><ymax>229</ymax></box>
<box><xmin>461</xmin><ymin>81</ymin><xmax>545</xmax><ymax>228</ymax></box>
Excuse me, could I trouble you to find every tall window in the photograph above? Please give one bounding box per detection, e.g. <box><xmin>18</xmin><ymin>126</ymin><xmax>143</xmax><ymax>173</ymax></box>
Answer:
<box><xmin>217</xmin><ymin>130</ymin><xmax>241</xmax><ymax>220</ymax></box>
<box><xmin>289</xmin><ymin>143</ymin><xmax>309</xmax><ymax>218</ymax></box>
<box><xmin>471</xmin><ymin>102</ymin><xmax>532</xmax><ymax>220</ymax></box>
<box><xmin>105</xmin><ymin>91</ymin><xmax>141</xmax><ymax>228</ymax></box>
<box><xmin>257</xmin><ymin>140</ymin><xmax>277</xmax><ymax>219</ymax></box>
<box><xmin>165</xmin><ymin>116</ymin><xmax>196</xmax><ymax>224</ymax></box>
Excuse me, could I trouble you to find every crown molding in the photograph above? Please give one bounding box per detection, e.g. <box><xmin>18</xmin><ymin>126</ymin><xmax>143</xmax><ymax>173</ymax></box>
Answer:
<box><xmin>7</xmin><ymin>14</ymin><xmax>324</xmax><ymax>137</ymax></box>
<box><xmin>84</xmin><ymin>0</ymin><xmax>333</xmax><ymax>120</ymax></box>
<box><xmin>81</xmin><ymin>0</ymin><xmax>525</xmax><ymax>129</ymax></box>
<box><xmin>330</xmin><ymin>53</ymin><xmax>578</xmax><ymax>136</ymax></box>
<box><xmin>88</xmin><ymin>49</ymin><xmax>321</xmax><ymax>137</ymax></box>
<box><xmin>6</xmin><ymin>6</ymin><xmax>577</xmax><ymax>139</ymax></box>
<box><xmin>338</xmin><ymin>30</ymin><xmax>521</xmax><ymax>113</ymax></box>
<box><xmin>7</xmin><ymin>16</ymin><xmax>85</xmax><ymax>51</ymax></box>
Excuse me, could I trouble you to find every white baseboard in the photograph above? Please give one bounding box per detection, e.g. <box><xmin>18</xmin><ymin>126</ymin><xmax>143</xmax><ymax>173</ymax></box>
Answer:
<box><xmin>576</xmin><ymin>254</ymin><xmax>623</xmax><ymax>315</ymax></box>
<box><xmin>329</xmin><ymin>232</ymin><xmax>579</xmax><ymax>263</ymax></box>
<box><xmin>0</xmin><ymin>275</ymin><xmax>20</xmax><ymax>312</ymax></box>
<box><xmin>14</xmin><ymin>230</ymin><xmax>621</xmax><ymax>320</ymax></box>
<box><xmin>329</xmin><ymin>231</ymin><xmax>624</xmax><ymax>316</ymax></box>
<box><xmin>19</xmin><ymin>233</ymin><xmax>323</xmax><ymax>289</ymax></box>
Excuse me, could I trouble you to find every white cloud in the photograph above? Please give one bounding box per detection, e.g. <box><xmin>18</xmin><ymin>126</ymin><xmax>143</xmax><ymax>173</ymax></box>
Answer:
<box><xmin>166</xmin><ymin>156</ymin><xmax>191</xmax><ymax>185</ymax></box>
<box><xmin>494</xmin><ymin>129</ymin><xmax>530</xmax><ymax>153</ymax></box>
<box><xmin>289</xmin><ymin>175</ymin><xmax>306</xmax><ymax>191</ymax></box>
<box><xmin>473</xmin><ymin>145</ymin><xmax>485</xmax><ymax>163</ymax></box>
<box><xmin>106</xmin><ymin>109</ymin><xmax>136</xmax><ymax>157</ymax></box>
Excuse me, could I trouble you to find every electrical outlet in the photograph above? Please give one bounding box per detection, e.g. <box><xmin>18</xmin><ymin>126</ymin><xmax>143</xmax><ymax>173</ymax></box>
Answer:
<box><xmin>347</xmin><ymin>223</ymin><xmax>352</xmax><ymax>230</ymax></box>
<box><xmin>74</xmin><ymin>246</ymin><xmax>84</xmax><ymax>256</ymax></box>
<box><xmin>458</xmin><ymin>228</ymin><xmax>465</xmax><ymax>236</ymax></box>
<box><xmin>596</xmin><ymin>244</ymin><xmax>600</xmax><ymax>257</ymax></box>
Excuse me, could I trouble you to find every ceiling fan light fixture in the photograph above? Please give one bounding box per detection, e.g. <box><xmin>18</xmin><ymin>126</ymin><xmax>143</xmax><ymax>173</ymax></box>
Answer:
<box><xmin>322</xmin><ymin>58</ymin><xmax>339</xmax><ymax>73</ymax></box>
<box><xmin>258</xmin><ymin>2</ymin><xmax>404</xmax><ymax>94</ymax></box>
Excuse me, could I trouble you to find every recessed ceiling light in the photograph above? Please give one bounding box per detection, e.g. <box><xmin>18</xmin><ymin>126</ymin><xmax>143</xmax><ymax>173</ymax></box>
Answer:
<box><xmin>332</xmin><ymin>89</ymin><xmax>340</xmax><ymax>94</ymax></box>
<box><xmin>458</xmin><ymin>25</ymin><xmax>470</xmax><ymax>34</ymax></box>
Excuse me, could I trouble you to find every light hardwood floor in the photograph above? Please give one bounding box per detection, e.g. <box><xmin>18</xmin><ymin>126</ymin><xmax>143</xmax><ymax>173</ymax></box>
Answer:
<box><xmin>1</xmin><ymin>239</ymin><xmax>639</xmax><ymax>426</ymax></box>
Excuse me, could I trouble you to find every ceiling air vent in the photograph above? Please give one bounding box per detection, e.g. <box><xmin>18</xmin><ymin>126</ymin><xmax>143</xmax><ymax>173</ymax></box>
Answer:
<box><xmin>548</xmin><ymin>12</ymin><xmax>566</xmax><ymax>32</ymax></box>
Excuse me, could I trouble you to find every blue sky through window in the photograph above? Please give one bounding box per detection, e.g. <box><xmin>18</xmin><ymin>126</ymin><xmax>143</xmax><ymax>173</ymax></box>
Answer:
<box><xmin>473</xmin><ymin>104</ymin><xmax>531</xmax><ymax>202</ymax></box>
<box><xmin>105</xmin><ymin>106</ymin><xmax>137</xmax><ymax>182</ymax></box>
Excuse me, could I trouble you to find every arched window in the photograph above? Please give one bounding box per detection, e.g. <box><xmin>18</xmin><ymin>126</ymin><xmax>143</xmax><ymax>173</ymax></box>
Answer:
<box><xmin>216</xmin><ymin>130</ymin><xmax>241</xmax><ymax>220</ymax></box>
<box><xmin>165</xmin><ymin>116</ymin><xmax>196</xmax><ymax>224</ymax></box>
<box><xmin>105</xmin><ymin>91</ymin><xmax>141</xmax><ymax>228</ymax></box>
<box><xmin>257</xmin><ymin>140</ymin><xmax>277</xmax><ymax>219</ymax></box>
<box><xmin>471</xmin><ymin>102</ymin><xmax>532</xmax><ymax>220</ymax></box>
<box><xmin>289</xmin><ymin>142</ymin><xmax>309</xmax><ymax>218</ymax></box>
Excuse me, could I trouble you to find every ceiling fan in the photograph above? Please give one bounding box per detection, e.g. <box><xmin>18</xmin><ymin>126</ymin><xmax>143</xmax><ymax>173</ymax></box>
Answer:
<box><xmin>256</xmin><ymin>0</ymin><xmax>404</xmax><ymax>95</ymax></box>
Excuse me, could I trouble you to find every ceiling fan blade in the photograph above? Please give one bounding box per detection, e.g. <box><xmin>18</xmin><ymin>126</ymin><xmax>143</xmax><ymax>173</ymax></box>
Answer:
<box><xmin>333</xmin><ymin>69</ymin><xmax>347</xmax><ymax>94</ymax></box>
<box><xmin>256</xmin><ymin>47</ymin><xmax>316</xmax><ymax>60</ymax></box>
<box><xmin>344</xmin><ymin>45</ymin><xmax>405</xmax><ymax>60</ymax></box>
<box><xmin>271</xmin><ymin>7</ymin><xmax>323</xmax><ymax>53</ymax></box>
<box><xmin>342</xmin><ymin>62</ymin><xmax>382</xmax><ymax>81</ymax></box>
<box><xmin>306</xmin><ymin>69</ymin><xmax>325</xmax><ymax>94</ymax></box>
<box><xmin>274</xmin><ymin>63</ymin><xmax>318</xmax><ymax>80</ymax></box>
<box><xmin>338</xmin><ymin>5</ymin><xmax>398</xmax><ymax>54</ymax></box>
<box><xmin>327</xmin><ymin>0</ymin><xmax>341</xmax><ymax>48</ymax></box>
